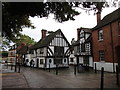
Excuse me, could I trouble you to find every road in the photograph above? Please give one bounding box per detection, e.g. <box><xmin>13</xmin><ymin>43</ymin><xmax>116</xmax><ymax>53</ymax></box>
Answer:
<box><xmin>20</xmin><ymin>66</ymin><xmax>119</xmax><ymax>88</ymax></box>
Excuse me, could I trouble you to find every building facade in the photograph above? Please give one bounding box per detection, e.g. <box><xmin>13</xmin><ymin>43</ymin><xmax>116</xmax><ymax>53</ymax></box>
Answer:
<box><xmin>25</xmin><ymin>29</ymin><xmax>71</xmax><ymax>68</ymax></box>
<box><xmin>8</xmin><ymin>45</ymin><xmax>17</xmax><ymax>65</ymax></box>
<box><xmin>73</xmin><ymin>28</ymin><xmax>93</xmax><ymax>67</ymax></box>
<box><xmin>92</xmin><ymin>8</ymin><xmax>120</xmax><ymax>72</ymax></box>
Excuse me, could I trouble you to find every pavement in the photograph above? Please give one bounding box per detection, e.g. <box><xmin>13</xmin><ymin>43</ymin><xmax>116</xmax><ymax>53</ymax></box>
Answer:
<box><xmin>1</xmin><ymin>64</ymin><xmax>120</xmax><ymax>89</ymax></box>
<box><xmin>1</xmin><ymin>64</ymin><xmax>29</xmax><ymax>89</ymax></box>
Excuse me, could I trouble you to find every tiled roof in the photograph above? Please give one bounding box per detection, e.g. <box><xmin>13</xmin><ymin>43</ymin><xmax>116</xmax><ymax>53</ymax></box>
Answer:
<box><xmin>80</xmin><ymin>27</ymin><xmax>92</xmax><ymax>33</ymax></box>
<box><xmin>30</xmin><ymin>29</ymin><xmax>70</xmax><ymax>50</ymax></box>
<box><xmin>92</xmin><ymin>8</ymin><xmax>120</xmax><ymax>31</ymax></box>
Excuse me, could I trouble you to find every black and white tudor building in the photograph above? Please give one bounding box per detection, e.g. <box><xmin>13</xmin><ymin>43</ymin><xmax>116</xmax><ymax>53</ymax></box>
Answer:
<box><xmin>73</xmin><ymin>28</ymin><xmax>93</xmax><ymax>67</ymax></box>
<box><xmin>25</xmin><ymin>29</ymin><xmax>70</xmax><ymax>68</ymax></box>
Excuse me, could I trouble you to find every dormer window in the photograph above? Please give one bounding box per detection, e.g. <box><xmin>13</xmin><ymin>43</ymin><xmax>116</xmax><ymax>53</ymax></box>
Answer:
<box><xmin>98</xmin><ymin>29</ymin><xmax>103</xmax><ymax>41</ymax></box>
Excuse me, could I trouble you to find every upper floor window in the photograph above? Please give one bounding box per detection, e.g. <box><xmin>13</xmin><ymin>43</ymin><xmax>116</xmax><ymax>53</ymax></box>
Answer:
<box><xmin>81</xmin><ymin>43</ymin><xmax>85</xmax><ymax>52</ymax></box>
<box><xmin>99</xmin><ymin>50</ymin><xmax>105</xmax><ymax>61</ymax></box>
<box><xmin>98</xmin><ymin>30</ymin><xmax>103</xmax><ymax>41</ymax></box>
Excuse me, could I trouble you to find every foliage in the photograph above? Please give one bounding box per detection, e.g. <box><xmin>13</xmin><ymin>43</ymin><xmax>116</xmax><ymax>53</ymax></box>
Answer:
<box><xmin>14</xmin><ymin>34</ymin><xmax>36</xmax><ymax>45</ymax></box>
<box><xmin>2</xmin><ymin>1</ymin><xmax>118</xmax><ymax>42</ymax></box>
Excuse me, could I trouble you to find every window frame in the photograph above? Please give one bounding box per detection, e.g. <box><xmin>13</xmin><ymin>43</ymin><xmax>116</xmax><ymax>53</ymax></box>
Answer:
<box><xmin>98</xmin><ymin>29</ymin><xmax>104</xmax><ymax>41</ymax></box>
<box><xmin>99</xmin><ymin>50</ymin><xmax>105</xmax><ymax>62</ymax></box>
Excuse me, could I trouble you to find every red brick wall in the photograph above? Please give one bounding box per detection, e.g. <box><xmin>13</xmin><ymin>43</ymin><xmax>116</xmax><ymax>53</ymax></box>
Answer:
<box><xmin>92</xmin><ymin>20</ymin><xmax>120</xmax><ymax>63</ymax></box>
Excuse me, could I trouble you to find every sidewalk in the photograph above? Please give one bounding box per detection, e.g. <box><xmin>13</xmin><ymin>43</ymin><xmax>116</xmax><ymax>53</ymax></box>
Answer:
<box><xmin>1</xmin><ymin>65</ymin><xmax>29</xmax><ymax>88</ymax></box>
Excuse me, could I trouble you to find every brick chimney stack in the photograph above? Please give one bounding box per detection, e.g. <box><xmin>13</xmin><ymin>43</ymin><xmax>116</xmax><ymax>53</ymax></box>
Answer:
<box><xmin>41</xmin><ymin>29</ymin><xmax>47</xmax><ymax>39</ymax></box>
<box><xmin>96</xmin><ymin>11</ymin><xmax>101</xmax><ymax>23</ymax></box>
<box><xmin>77</xmin><ymin>28</ymin><xmax>81</xmax><ymax>40</ymax></box>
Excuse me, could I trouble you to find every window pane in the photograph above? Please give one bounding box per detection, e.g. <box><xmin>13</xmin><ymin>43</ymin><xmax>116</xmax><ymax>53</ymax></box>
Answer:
<box><xmin>99</xmin><ymin>50</ymin><xmax>105</xmax><ymax>61</ymax></box>
<box><xmin>98</xmin><ymin>30</ymin><xmax>103</xmax><ymax>40</ymax></box>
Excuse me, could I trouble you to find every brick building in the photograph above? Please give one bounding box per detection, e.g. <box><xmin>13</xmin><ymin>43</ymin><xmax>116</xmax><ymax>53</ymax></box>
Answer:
<box><xmin>92</xmin><ymin>8</ymin><xmax>120</xmax><ymax>72</ymax></box>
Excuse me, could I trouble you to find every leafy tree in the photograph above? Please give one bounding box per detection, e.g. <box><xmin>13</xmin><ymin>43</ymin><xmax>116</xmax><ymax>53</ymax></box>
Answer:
<box><xmin>2</xmin><ymin>1</ymin><xmax>118</xmax><ymax>42</ymax></box>
<box><xmin>14</xmin><ymin>34</ymin><xmax>36</xmax><ymax>45</ymax></box>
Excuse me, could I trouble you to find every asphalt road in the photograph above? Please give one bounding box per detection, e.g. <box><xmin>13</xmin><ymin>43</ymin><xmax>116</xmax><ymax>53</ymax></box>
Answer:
<box><xmin>20</xmin><ymin>66</ymin><xmax>120</xmax><ymax>88</ymax></box>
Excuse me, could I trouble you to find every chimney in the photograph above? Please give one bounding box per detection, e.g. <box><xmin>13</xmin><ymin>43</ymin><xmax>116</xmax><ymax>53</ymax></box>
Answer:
<box><xmin>96</xmin><ymin>11</ymin><xmax>101</xmax><ymax>24</ymax></box>
<box><xmin>77</xmin><ymin>28</ymin><xmax>81</xmax><ymax>40</ymax></box>
<box><xmin>41</xmin><ymin>29</ymin><xmax>47</xmax><ymax>39</ymax></box>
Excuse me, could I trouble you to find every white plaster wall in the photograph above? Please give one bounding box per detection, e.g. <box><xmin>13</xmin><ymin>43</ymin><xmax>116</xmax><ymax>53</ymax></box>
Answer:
<box><xmin>89</xmin><ymin>56</ymin><xmax>93</xmax><ymax>67</ymax></box>
<box><xmin>64</xmin><ymin>47</ymin><xmax>69</xmax><ymax>53</ymax></box>
<box><xmin>69</xmin><ymin>54</ymin><xmax>76</xmax><ymax>64</ymax></box>
<box><xmin>94</xmin><ymin>62</ymin><xmax>118</xmax><ymax>72</ymax></box>
<box><xmin>85</xmin><ymin>33</ymin><xmax>90</xmax><ymax>40</ymax></box>
<box><xmin>49</xmin><ymin>46</ymin><xmax>54</xmax><ymax>53</ymax></box>
<box><xmin>25</xmin><ymin>54</ymin><xmax>31</xmax><ymax>66</ymax></box>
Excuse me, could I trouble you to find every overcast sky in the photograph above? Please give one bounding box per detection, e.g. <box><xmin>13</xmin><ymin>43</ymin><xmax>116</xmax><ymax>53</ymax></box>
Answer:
<box><xmin>21</xmin><ymin>6</ymin><xmax>118</xmax><ymax>44</ymax></box>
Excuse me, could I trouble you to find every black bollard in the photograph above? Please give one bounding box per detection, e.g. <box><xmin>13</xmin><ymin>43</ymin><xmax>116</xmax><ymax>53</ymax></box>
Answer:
<box><xmin>15</xmin><ymin>64</ymin><xmax>17</xmax><ymax>72</ymax></box>
<box><xmin>74</xmin><ymin>64</ymin><xmax>77</xmax><ymax>75</ymax></box>
<box><xmin>100</xmin><ymin>67</ymin><xmax>104</xmax><ymax>90</ymax></box>
<box><xmin>56</xmin><ymin>64</ymin><xmax>58</xmax><ymax>75</ymax></box>
<box><xmin>95</xmin><ymin>63</ymin><xmax>97</xmax><ymax>73</ymax></box>
<box><xmin>116</xmin><ymin>65</ymin><xmax>119</xmax><ymax>86</ymax></box>
<box><xmin>11</xmin><ymin>64</ymin><xmax>13</xmax><ymax>70</ymax></box>
<box><xmin>49</xmin><ymin>64</ymin><xmax>50</xmax><ymax>72</ymax></box>
<box><xmin>18</xmin><ymin>63</ymin><xmax>20</xmax><ymax>73</ymax></box>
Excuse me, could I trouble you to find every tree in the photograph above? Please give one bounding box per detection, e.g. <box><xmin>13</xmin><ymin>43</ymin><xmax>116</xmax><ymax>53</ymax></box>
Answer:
<box><xmin>14</xmin><ymin>34</ymin><xmax>36</xmax><ymax>45</ymax></box>
<box><xmin>2</xmin><ymin>1</ymin><xmax>118</xmax><ymax>42</ymax></box>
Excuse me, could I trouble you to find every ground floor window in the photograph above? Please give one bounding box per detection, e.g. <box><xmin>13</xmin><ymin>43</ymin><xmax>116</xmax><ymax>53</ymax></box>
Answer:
<box><xmin>70</xmin><ymin>58</ymin><xmax>74</xmax><ymax>62</ymax></box>
<box><xmin>49</xmin><ymin>59</ymin><xmax>52</xmax><ymax>64</ymax></box>
<box><xmin>99</xmin><ymin>50</ymin><xmax>105</xmax><ymax>61</ymax></box>
<box><xmin>40</xmin><ymin>59</ymin><xmax>44</xmax><ymax>64</ymax></box>
<box><xmin>64</xmin><ymin>59</ymin><xmax>67</xmax><ymax>63</ymax></box>
<box><xmin>54</xmin><ymin>58</ymin><xmax>62</xmax><ymax>64</ymax></box>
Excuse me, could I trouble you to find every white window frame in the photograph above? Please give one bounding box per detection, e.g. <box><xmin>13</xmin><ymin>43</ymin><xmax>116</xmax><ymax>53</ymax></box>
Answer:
<box><xmin>98</xmin><ymin>29</ymin><xmax>103</xmax><ymax>41</ymax></box>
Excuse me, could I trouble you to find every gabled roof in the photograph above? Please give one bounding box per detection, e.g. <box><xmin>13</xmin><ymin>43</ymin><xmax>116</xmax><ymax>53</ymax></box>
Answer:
<box><xmin>92</xmin><ymin>8</ymin><xmax>120</xmax><ymax>31</ymax></box>
<box><xmin>80</xmin><ymin>27</ymin><xmax>92</xmax><ymax>33</ymax></box>
<box><xmin>30</xmin><ymin>29</ymin><xmax>70</xmax><ymax>50</ymax></box>
<box><xmin>73</xmin><ymin>35</ymin><xmax>92</xmax><ymax>46</ymax></box>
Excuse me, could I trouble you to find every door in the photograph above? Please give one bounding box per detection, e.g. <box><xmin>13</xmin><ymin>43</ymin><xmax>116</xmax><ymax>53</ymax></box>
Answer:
<box><xmin>36</xmin><ymin>58</ymin><xmax>39</xmax><ymax>68</ymax></box>
<box><xmin>83</xmin><ymin>56</ymin><xmax>89</xmax><ymax>65</ymax></box>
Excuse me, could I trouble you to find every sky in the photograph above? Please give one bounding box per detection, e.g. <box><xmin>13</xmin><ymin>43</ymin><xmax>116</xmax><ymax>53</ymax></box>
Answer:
<box><xmin>21</xmin><ymin>6</ymin><xmax>118</xmax><ymax>44</ymax></box>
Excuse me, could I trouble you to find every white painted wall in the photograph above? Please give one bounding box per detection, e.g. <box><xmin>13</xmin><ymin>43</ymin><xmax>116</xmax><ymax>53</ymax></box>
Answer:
<box><xmin>94</xmin><ymin>62</ymin><xmax>118</xmax><ymax>72</ymax></box>
<box><xmin>49</xmin><ymin>46</ymin><xmax>54</xmax><ymax>54</ymax></box>
<box><xmin>89</xmin><ymin>56</ymin><xmax>93</xmax><ymax>67</ymax></box>
<box><xmin>25</xmin><ymin>54</ymin><xmax>31</xmax><ymax>66</ymax></box>
<box><xmin>69</xmin><ymin>54</ymin><xmax>76</xmax><ymax>64</ymax></box>
<box><xmin>64</xmin><ymin>47</ymin><xmax>69</xmax><ymax>53</ymax></box>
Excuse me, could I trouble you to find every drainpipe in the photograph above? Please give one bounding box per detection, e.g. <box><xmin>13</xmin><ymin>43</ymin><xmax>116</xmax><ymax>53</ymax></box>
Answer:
<box><xmin>110</xmin><ymin>23</ymin><xmax>115</xmax><ymax>73</ymax></box>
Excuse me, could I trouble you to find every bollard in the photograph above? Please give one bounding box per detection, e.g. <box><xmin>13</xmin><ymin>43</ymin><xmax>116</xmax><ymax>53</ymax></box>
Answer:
<box><xmin>56</xmin><ymin>64</ymin><xmax>58</xmax><ymax>75</ymax></box>
<box><xmin>18</xmin><ymin>63</ymin><xmax>20</xmax><ymax>73</ymax></box>
<box><xmin>74</xmin><ymin>64</ymin><xmax>76</xmax><ymax>75</ymax></box>
<box><xmin>100</xmin><ymin>67</ymin><xmax>104</xmax><ymax>90</ymax></box>
<box><xmin>95</xmin><ymin>63</ymin><xmax>97</xmax><ymax>73</ymax></box>
<box><xmin>49</xmin><ymin>64</ymin><xmax>50</xmax><ymax>72</ymax></box>
<box><xmin>15</xmin><ymin>64</ymin><xmax>17</xmax><ymax>72</ymax></box>
<box><xmin>116</xmin><ymin>65</ymin><xmax>119</xmax><ymax>86</ymax></box>
<box><xmin>11</xmin><ymin>64</ymin><xmax>13</xmax><ymax>70</ymax></box>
